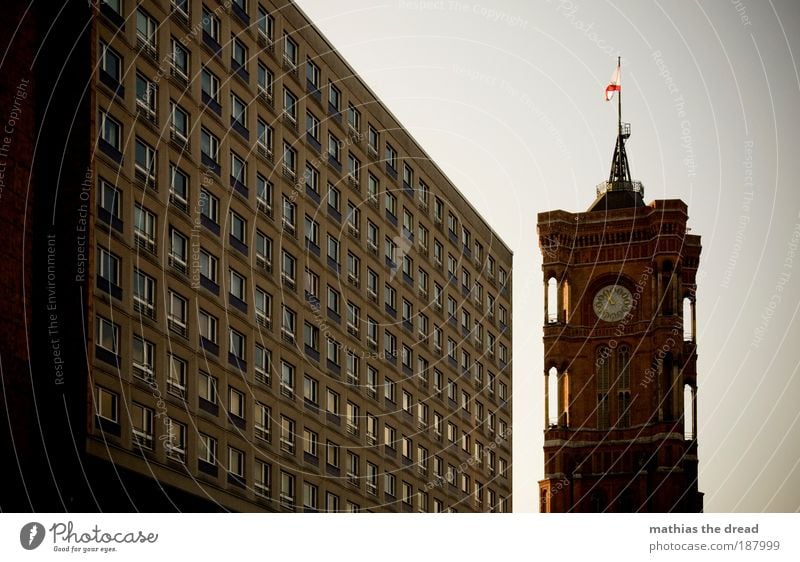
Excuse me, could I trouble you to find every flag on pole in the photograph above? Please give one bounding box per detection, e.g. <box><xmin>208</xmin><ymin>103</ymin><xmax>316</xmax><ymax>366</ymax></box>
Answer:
<box><xmin>605</xmin><ymin>62</ymin><xmax>621</xmax><ymax>101</ymax></box>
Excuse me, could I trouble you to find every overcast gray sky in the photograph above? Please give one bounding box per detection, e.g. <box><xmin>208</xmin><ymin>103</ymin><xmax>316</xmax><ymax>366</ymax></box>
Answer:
<box><xmin>294</xmin><ymin>0</ymin><xmax>800</xmax><ymax>512</ymax></box>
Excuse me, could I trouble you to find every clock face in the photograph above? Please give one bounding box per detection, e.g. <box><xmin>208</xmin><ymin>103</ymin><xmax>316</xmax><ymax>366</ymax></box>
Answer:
<box><xmin>593</xmin><ymin>284</ymin><xmax>633</xmax><ymax>322</ymax></box>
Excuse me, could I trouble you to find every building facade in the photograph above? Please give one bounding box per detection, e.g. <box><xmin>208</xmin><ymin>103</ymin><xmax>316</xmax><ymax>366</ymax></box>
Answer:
<box><xmin>537</xmin><ymin>120</ymin><xmax>702</xmax><ymax>512</ymax></box>
<box><xmin>0</xmin><ymin>0</ymin><xmax>512</xmax><ymax>512</ymax></box>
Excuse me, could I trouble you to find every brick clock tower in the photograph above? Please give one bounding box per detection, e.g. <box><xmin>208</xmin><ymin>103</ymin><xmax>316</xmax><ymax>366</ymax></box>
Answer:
<box><xmin>536</xmin><ymin>93</ymin><xmax>703</xmax><ymax>512</ymax></box>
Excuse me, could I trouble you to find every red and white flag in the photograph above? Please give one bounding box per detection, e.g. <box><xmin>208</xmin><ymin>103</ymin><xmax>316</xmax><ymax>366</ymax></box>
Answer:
<box><xmin>605</xmin><ymin>62</ymin><xmax>621</xmax><ymax>101</ymax></box>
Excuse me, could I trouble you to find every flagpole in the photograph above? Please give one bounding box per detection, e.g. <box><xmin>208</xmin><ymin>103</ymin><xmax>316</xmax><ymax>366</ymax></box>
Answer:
<box><xmin>617</xmin><ymin>56</ymin><xmax>622</xmax><ymax>137</ymax></box>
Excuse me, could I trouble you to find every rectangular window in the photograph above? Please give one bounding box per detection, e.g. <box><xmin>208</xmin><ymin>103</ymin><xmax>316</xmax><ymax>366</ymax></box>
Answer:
<box><xmin>96</xmin><ymin>316</ymin><xmax>119</xmax><ymax>354</ymax></box>
<box><xmin>93</xmin><ymin>387</ymin><xmax>118</xmax><ymax>432</ymax></box>
<box><xmin>134</xmin><ymin>137</ymin><xmax>156</xmax><ymax>183</ymax></box>
<box><xmin>198</xmin><ymin>371</ymin><xmax>217</xmax><ymax>404</ymax></box>
<box><xmin>131</xmin><ymin>403</ymin><xmax>154</xmax><ymax>449</ymax></box>
<box><xmin>132</xmin><ymin>335</ymin><xmax>155</xmax><ymax>381</ymax></box>
<box><xmin>167</xmin><ymin>355</ymin><xmax>187</xmax><ymax>396</ymax></box>
<box><xmin>280</xmin><ymin>360</ymin><xmax>295</xmax><ymax>397</ymax></box>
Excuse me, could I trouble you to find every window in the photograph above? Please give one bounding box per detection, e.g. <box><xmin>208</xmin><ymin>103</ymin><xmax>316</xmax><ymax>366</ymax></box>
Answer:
<box><xmin>132</xmin><ymin>268</ymin><xmax>155</xmax><ymax>314</ymax></box>
<box><xmin>367</xmin><ymin>221</ymin><xmax>379</xmax><ymax>251</ymax></box>
<box><xmin>97</xmin><ymin>247</ymin><xmax>120</xmax><ymax>287</ymax></box>
<box><xmin>132</xmin><ymin>336</ymin><xmax>155</xmax><ymax>381</ymax></box>
<box><xmin>384</xmin><ymin>330</ymin><xmax>397</xmax><ymax>360</ymax></box>
<box><xmin>385</xmin><ymin>238</ymin><xmax>397</xmax><ymax>266</ymax></box>
<box><xmin>283</xmin><ymin>87</ymin><xmax>297</xmax><ymax>122</ymax></box>
<box><xmin>229</xmin><ymin>386</ymin><xmax>245</xmax><ymax>419</ymax></box>
<box><xmin>325</xmin><ymin>492</ymin><xmax>340</xmax><ymax>513</ymax></box>
<box><xmin>327</xmin><ymin>234</ymin><xmax>340</xmax><ymax>265</ymax></box>
<box><xmin>368</xmin><ymin>125</ymin><xmax>379</xmax><ymax>153</ymax></box>
<box><xmin>367</xmin><ymin>268</ymin><xmax>379</xmax><ymax>299</ymax></box>
<box><xmin>165</xmin><ymin>418</ymin><xmax>186</xmax><ymax>462</ymax></box>
<box><xmin>170</xmin><ymin>38</ymin><xmax>189</xmax><ymax>78</ymax></box>
<box><xmin>384</xmin><ymin>473</ymin><xmax>396</xmax><ymax>497</ymax></box>
<box><xmin>402</xmin><ymin>481</ymin><xmax>413</xmax><ymax>507</ymax></box>
<box><xmin>168</xmin><ymin>355</ymin><xmax>187</xmax><ymax>397</ymax></box>
<box><xmin>253</xmin><ymin>402</ymin><xmax>272</xmax><ymax>441</ymax></box>
<box><xmin>347</xmin><ymin>451</ymin><xmax>360</xmax><ymax>478</ymax></box>
<box><xmin>201</xmin><ymin>67</ymin><xmax>219</xmax><ymax>103</ymax></box>
<box><xmin>327</xmin><ymin>184</ymin><xmax>341</xmax><ymax>213</ymax></box>
<box><xmin>304</xmin><ymin>268</ymin><xmax>319</xmax><ymax>299</ymax></box>
<box><xmin>229</xmin><ymin>268</ymin><xmax>246</xmax><ymax>302</ymax></box>
<box><xmin>226</xmin><ymin>153</ymin><xmax>246</xmax><ymax>188</ymax></box>
<box><xmin>366</xmin><ymin>462</ymin><xmax>378</xmax><ymax>494</ymax></box>
<box><xmin>346</xmin><ymin>401</ymin><xmax>359</xmax><ymax>433</ymax></box>
<box><xmin>402</xmin><ymin>436</ymin><xmax>413</xmax><ymax>459</ymax></box>
<box><xmin>199</xmin><ymin>435</ymin><xmax>222</xmax><ymax>469</ymax></box>
<box><xmin>283</xmin><ymin>142</ymin><xmax>296</xmax><ymax>177</ymax></box>
<box><xmin>303</xmin><ymin>482</ymin><xmax>318</xmax><ymax>511</ymax></box>
<box><xmin>257</xmin><ymin>119</ymin><xmax>273</xmax><ymax>157</ymax></box>
<box><xmin>131</xmin><ymin>403</ymin><xmax>154</xmax><ymax>449</ymax></box>
<box><xmin>282</xmin><ymin>250</ymin><xmax>297</xmax><ymax>286</ymax></box>
<box><xmin>96</xmin><ymin>316</ymin><xmax>119</xmax><ymax>354</ymax></box>
<box><xmin>134</xmin><ymin>138</ymin><xmax>156</xmax><ymax>183</ymax></box>
<box><xmin>136</xmin><ymin>9</ymin><xmax>158</xmax><ymax>50</ymax></box>
<box><xmin>230</xmin><ymin>211</ymin><xmax>247</xmax><ymax>243</ymax></box>
<box><xmin>348</xmin><ymin>153</ymin><xmax>361</xmax><ymax>183</ymax></box>
<box><xmin>169</xmin><ymin>164</ymin><xmax>189</xmax><ymax>207</ymax></box>
<box><xmin>254</xmin><ymin>345</ymin><xmax>270</xmax><ymax>384</ymax></box>
<box><xmin>202</xmin><ymin>7</ymin><xmax>220</xmax><ymax>42</ymax></box>
<box><xmin>280</xmin><ymin>416</ymin><xmax>295</xmax><ymax>453</ymax></box>
<box><xmin>232</xmin><ymin>37</ymin><xmax>248</xmax><ymax>72</ymax></box>
<box><xmin>228</xmin><ymin>447</ymin><xmax>244</xmax><ymax>478</ymax></box>
<box><xmin>170</xmin><ymin>102</ymin><xmax>189</xmax><ymax>141</ymax></box>
<box><xmin>167</xmin><ymin>290</ymin><xmax>187</xmax><ymax>333</ymax></box>
<box><xmin>367</xmin><ymin>173</ymin><xmax>379</xmax><ymax>203</ymax></box>
<box><xmin>281</xmin><ymin>305</ymin><xmax>296</xmax><ymax>342</ymax></box>
<box><xmin>326</xmin><ymin>440</ymin><xmax>340</xmax><ymax>468</ymax></box>
<box><xmin>303</xmin><ymin>428</ymin><xmax>319</xmax><ymax>458</ymax></box>
<box><xmin>256</xmin><ymin>230</ymin><xmax>272</xmax><ymax>269</ymax></box>
<box><xmin>303</xmin><ymin>375</ymin><xmax>319</xmax><ymax>405</ymax></box>
<box><xmin>284</xmin><ymin>34</ymin><xmax>298</xmax><ymax>67</ymax></box>
<box><xmin>198</xmin><ymin>249</ymin><xmax>217</xmax><ymax>285</ymax></box>
<box><xmin>347</xmin><ymin>103</ymin><xmax>361</xmax><ymax>131</ymax></box>
<box><xmin>305</xmin><ymin>165</ymin><xmax>319</xmax><ymax>199</ymax></box>
<box><xmin>385</xmin><ymin>192</ymin><xmax>397</xmax><ymax>218</ymax></box>
<box><xmin>328</xmin><ymin>133</ymin><xmax>341</xmax><ymax>163</ymax></box>
<box><xmin>257</xmin><ymin>6</ymin><xmax>274</xmax><ymax>41</ymax></box>
<box><xmin>255</xmin><ymin>287</ymin><xmax>271</xmax><ymax>326</ymax></box>
<box><xmin>403</xmin><ymin>164</ymin><xmax>414</xmax><ymax>187</ymax></box>
<box><xmin>252</xmin><ymin>177</ymin><xmax>271</xmax><ymax>216</ymax></box>
<box><xmin>384</xmin><ymin>378</ymin><xmax>396</xmax><ymax>404</ymax></box>
<box><xmin>200</xmin><ymin>127</ymin><xmax>219</xmax><ymax>164</ymax></box>
<box><xmin>434</xmin><ymin>197</ymin><xmax>444</xmax><ymax>223</ymax></box>
<box><xmin>280</xmin><ymin>360</ymin><xmax>295</xmax><ymax>397</ymax></box>
<box><xmin>255</xmin><ymin>460</ymin><xmax>271</xmax><ymax>497</ymax></box>
<box><xmin>94</xmin><ymin>386</ymin><xmax>118</xmax><ymax>422</ymax></box>
<box><xmin>198</xmin><ymin>309</ymin><xmax>218</xmax><ymax>344</ymax></box>
<box><xmin>257</xmin><ymin>62</ymin><xmax>273</xmax><ymax>99</ymax></box>
<box><xmin>306</xmin><ymin>111</ymin><xmax>320</xmax><ymax>143</ymax></box>
<box><xmin>199</xmin><ymin>371</ymin><xmax>217</xmax><ymax>404</ymax></box>
<box><xmin>328</xmin><ymin>82</ymin><xmax>340</xmax><ymax>112</ymax></box>
<box><xmin>200</xmin><ymin>189</ymin><xmax>219</xmax><ymax>225</ymax></box>
<box><xmin>306</xmin><ymin>59</ymin><xmax>320</xmax><ymax>89</ymax></box>
<box><xmin>326</xmin><ymin>338</ymin><xmax>340</xmax><ymax>366</ymax></box>
<box><xmin>326</xmin><ymin>285</ymin><xmax>341</xmax><ymax>316</ymax></box>
<box><xmin>384</xmin><ymin>424</ymin><xmax>397</xmax><ymax>451</ymax></box>
<box><xmin>280</xmin><ymin>470</ymin><xmax>295</xmax><ymax>508</ymax></box>
<box><xmin>347</xmin><ymin>252</ymin><xmax>360</xmax><ymax>284</ymax></box>
<box><xmin>229</xmin><ymin>329</ymin><xmax>246</xmax><ymax>361</ymax></box>
<box><xmin>366</xmin><ymin>413</ymin><xmax>378</xmax><ymax>443</ymax></box>
<box><xmin>98</xmin><ymin>179</ymin><xmax>120</xmax><ymax>222</ymax></box>
<box><xmin>231</xmin><ymin>93</ymin><xmax>248</xmax><ymax>129</ymax></box>
<box><xmin>346</xmin><ymin>302</ymin><xmax>360</xmax><ymax>336</ymax></box>
<box><xmin>99</xmin><ymin>42</ymin><xmax>121</xmax><ymax>83</ymax></box>
<box><xmin>366</xmin><ymin>317</ymin><xmax>378</xmax><ymax>348</ymax></box>
<box><xmin>385</xmin><ymin>143</ymin><xmax>397</xmax><ymax>171</ymax></box>
<box><xmin>434</xmin><ymin>239</ymin><xmax>443</xmax><ymax>265</ymax></box>
<box><xmin>167</xmin><ymin>230</ymin><xmax>187</xmax><ymax>273</ymax></box>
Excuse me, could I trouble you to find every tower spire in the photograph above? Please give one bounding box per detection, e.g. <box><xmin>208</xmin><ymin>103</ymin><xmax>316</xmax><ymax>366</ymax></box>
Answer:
<box><xmin>591</xmin><ymin>56</ymin><xmax>644</xmax><ymax>211</ymax></box>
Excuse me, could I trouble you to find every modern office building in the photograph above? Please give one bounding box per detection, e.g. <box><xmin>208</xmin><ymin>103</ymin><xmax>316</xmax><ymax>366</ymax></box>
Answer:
<box><xmin>537</xmin><ymin>115</ymin><xmax>702</xmax><ymax>512</ymax></box>
<box><xmin>0</xmin><ymin>0</ymin><xmax>512</xmax><ymax>512</ymax></box>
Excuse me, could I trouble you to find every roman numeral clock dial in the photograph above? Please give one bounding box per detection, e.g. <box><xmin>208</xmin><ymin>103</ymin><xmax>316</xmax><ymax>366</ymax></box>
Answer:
<box><xmin>592</xmin><ymin>284</ymin><xmax>633</xmax><ymax>322</ymax></box>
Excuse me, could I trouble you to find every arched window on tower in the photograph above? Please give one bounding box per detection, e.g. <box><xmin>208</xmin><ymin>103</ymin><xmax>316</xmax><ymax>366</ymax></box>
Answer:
<box><xmin>683</xmin><ymin>296</ymin><xmax>694</xmax><ymax>342</ymax></box>
<box><xmin>596</xmin><ymin>347</ymin><xmax>610</xmax><ymax>429</ymax></box>
<box><xmin>684</xmin><ymin>384</ymin><xmax>694</xmax><ymax>440</ymax></box>
<box><xmin>617</xmin><ymin>346</ymin><xmax>631</xmax><ymax>427</ymax></box>
<box><xmin>546</xmin><ymin>277</ymin><xmax>558</xmax><ymax>323</ymax></box>
<box><xmin>548</xmin><ymin>366</ymin><xmax>559</xmax><ymax>427</ymax></box>
<box><xmin>540</xmin><ymin>488</ymin><xmax>549</xmax><ymax>513</ymax></box>
<box><xmin>561</xmin><ymin>278</ymin><xmax>570</xmax><ymax>323</ymax></box>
